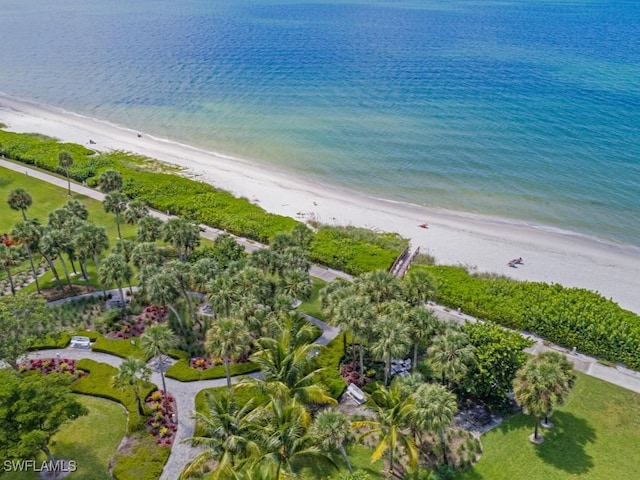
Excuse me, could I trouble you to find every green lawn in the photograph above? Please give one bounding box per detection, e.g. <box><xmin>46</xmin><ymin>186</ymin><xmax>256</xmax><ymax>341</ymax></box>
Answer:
<box><xmin>457</xmin><ymin>372</ymin><xmax>640</xmax><ymax>480</ymax></box>
<box><xmin>1</xmin><ymin>394</ymin><xmax>127</xmax><ymax>480</ymax></box>
<box><xmin>299</xmin><ymin>277</ymin><xmax>327</xmax><ymax>320</ymax></box>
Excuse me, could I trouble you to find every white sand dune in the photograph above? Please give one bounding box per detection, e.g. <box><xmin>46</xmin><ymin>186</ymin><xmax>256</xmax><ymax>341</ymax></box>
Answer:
<box><xmin>2</xmin><ymin>93</ymin><xmax>639</xmax><ymax>314</ymax></box>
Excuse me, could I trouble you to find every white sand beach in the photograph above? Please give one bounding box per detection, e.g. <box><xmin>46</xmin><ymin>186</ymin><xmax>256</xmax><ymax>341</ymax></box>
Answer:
<box><xmin>2</xmin><ymin>94</ymin><xmax>640</xmax><ymax>314</ymax></box>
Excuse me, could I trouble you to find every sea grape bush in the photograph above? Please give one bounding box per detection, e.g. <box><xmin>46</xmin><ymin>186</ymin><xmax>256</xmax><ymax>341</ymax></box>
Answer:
<box><xmin>419</xmin><ymin>265</ymin><xmax>640</xmax><ymax>369</ymax></box>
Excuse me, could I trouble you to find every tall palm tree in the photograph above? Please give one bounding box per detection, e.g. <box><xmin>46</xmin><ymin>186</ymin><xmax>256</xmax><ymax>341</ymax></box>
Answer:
<box><xmin>137</xmin><ymin>215</ymin><xmax>164</xmax><ymax>243</ymax></box>
<box><xmin>353</xmin><ymin>381</ymin><xmax>418</xmax><ymax>478</ymax></box>
<box><xmin>140</xmin><ymin>324</ymin><xmax>175</xmax><ymax>409</ymax></box>
<box><xmin>535</xmin><ymin>351</ymin><xmax>575</xmax><ymax>427</ymax></box>
<box><xmin>10</xmin><ymin>219</ymin><xmax>42</xmax><ymax>293</ymax></box>
<box><xmin>0</xmin><ymin>244</ymin><xmax>23</xmax><ymax>296</ymax></box>
<box><xmin>163</xmin><ymin>217</ymin><xmax>201</xmax><ymax>261</ymax></box>
<box><xmin>513</xmin><ymin>355</ymin><xmax>569</xmax><ymax>442</ymax></box>
<box><xmin>370</xmin><ymin>313</ymin><xmax>411</xmax><ymax>386</ymax></box>
<box><xmin>113</xmin><ymin>357</ymin><xmax>151</xmax><ymax>415</ymax></box>
<box><xmin>207</xmin><ymin>271</ymin><xmax>238</xmax><ymax>318</ymax></box>
<box><xmin>427</xmin><ymin>330</ymin><xmax>476</xmax><ymax>387</ymax></box>
<box><xmin>131</xmin><ymin>242</ymin><xmax>163</xmax><ymax>269</ymax></box>
<box><xmin>251</xmin><ymin>398</ymin><xmax>337</xmax><ymax>479</ymax></box>
<box><xmin>406</xmin><ymin>307</ymin><xmax>441</xmax><ymax>372</ymax></box>
<box><xmin>62</xmin><ymin>198</ymin><xmax>89</xmax><ymax>221</ymax></box>
<box><xmin>97</xmin><ymin>169</ymin><xmax>123</xmax><ymax>193</ymax></box>
<box><xmin>7</xmin><ymin>188</ymin><xmax>32</xmax><ymax>220</ymax></box>
<box><xmin>320</xmin><ymin>279</ymin><xmax>357</xmax><ymax>355</ymax></box>
<box><xmin>166</xmin><ymin>260</ymin><xmax>197</xmax><ymax>321</ymax></box>
<box><xmin>401</xmin><ymin>268</ymin><xmax>437</xmax><ymax>307</ymax></box>
<box><xmin>99</xmin><ymin>253</ymin><xmax>132</xmax><ymax>304</ymax></box>
<box><xmin>412</xmin><ymin>383</ymin><xmax>458</xmax><ymax>464</ymax></box>
<box><xmin>147</xmin><ymin>270</ymin><xmax>184</xmax><ymax>327</ymax></box>
<box><xmin>103</xmin><ymin>192</ymin><xmax>128</xmax><ymax>239</ymax></box>
<box><xmin>124</xmin><ymin>199</ymin><xmax>149</xmax><ymax>224</ymax></box>
<box><xmin>181</xmin><ymin>389</ymin><xmax>261</xmax><ymax>479</ymax></box>
<box><xmin>57</xmin><ymin>150</ymin><xmax>74</xmax><ymax>195</ymax></box>
<box><xmin>39</xmin><ymin>228</ymin><xmax>73</xmax><ymax>287</ymax></box>
<box><xmin>206</xmin><ymin>317</ymin><xmax>250</xmax><ymax>391</ymax></box>
<box><xmin>334</xmin><ymin>294</ymin><xmax>374</xmax><ymax>374</ymax></box>
<box><xmin>191</xmin><ymin>257</ymin><xmax>220</xmax><ymax>292</ymax></box>
<box><xmin>356</xmin><ymin>270</ymin><xmax>401</xmax><ymax>308</ymax></box>
<box><xmin>310</xmin><ymin>408</ymin><xmax>353</xmax><ymax>473</ymax></box>
<box><xmin>279</xmin><ymin>269</ymin><xmax>312</xmax><ymax>302</ymax></box>
<box><xmin>74</xmin><ymin>222</ymin><xmax>109</xmax><ymax>289</ymax></box>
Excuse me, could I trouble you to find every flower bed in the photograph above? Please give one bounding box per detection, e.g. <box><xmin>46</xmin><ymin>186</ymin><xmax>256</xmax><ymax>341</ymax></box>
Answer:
<box><xmin>19</xmin><ymin>357</ymin><xmax>87</xmax><ymax>378</ymax></box>
<box><xmin>111</xmin><ymin>305</ymin><xmax>168</xmax><ymax>339</ymax></box>
<box><xmin>190</xmin><ymin>356</ymin><xmax>222</xmax><ymax>370</ymax></box>
<box><xmin>145</xmin><ymin>390</ymin><xmax>177</xmax><ymax>446</ymax></box>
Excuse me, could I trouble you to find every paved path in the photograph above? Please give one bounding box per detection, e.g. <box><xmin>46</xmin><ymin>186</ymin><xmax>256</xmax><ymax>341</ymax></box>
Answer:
<box><xmin>0</xmin><ymin>158</ymin><xmax>352</xmax><ymax>283</ymax></box>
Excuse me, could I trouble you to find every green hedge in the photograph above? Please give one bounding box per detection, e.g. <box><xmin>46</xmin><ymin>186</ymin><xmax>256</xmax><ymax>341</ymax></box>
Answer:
<box><xmin>30</xmin><ymin>332</ymin><xmax>71</xmax><ymax>350</ymax></box>
<box><xmin>310</xmin><ymin>226</ymin><xmax>408</xmax><ymax>275</ymax></box>
<box><xmin>165</xmin><ymin>359</ymin><xmax>259</xmax><ymax>381</ymax></box>
<box><xmin>91</xmin><ymin>335</ymin><xmax>149</xmax><ymax>361</ymax></box>
<box><xmin>315</xmin><ymin>334</ymin><xmax>347</xmax><ymax>399</ymax></box>
<box><xmin>419</xmin><ymin>265</ymin><xmax>640</xmax><ymax>369</ymax></box>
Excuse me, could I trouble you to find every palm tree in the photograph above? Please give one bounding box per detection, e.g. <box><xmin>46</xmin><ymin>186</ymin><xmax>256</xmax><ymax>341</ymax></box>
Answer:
<box><xmin>57</xmin><ymin>150</ymin><xmax>74</xmax><ymax>195</ymax></box>
<box><xmin>353</xmin><ymin>381</ymin><xmax>418</xmax><ymax>478</ymax></box>
<box><xmin>356</xmin><ymin>270</ymin><xmax>401</xmax><ymax>307</ymax></box>
<box><xmin>279</xmin><ymin>269</ymin><xmax>312</xmax><ymax>302</ymax></box>
<box><xmin>0</xmin><ymin>244</ymin><xmax>23</xmax><ymax>295</ymax></box>
<box><xmin>131</xmin><ymin>242</ymin><xmax>163</xmax><ymax>269</ymax></box>
<box><xmin>124</xmin><ymin>199</ymin><xmax>149</xmax><ymax>224</ymax></box>
<box><xmin>406</xmin><ymin>307</ymin><xmax>440</xmax><ymax>372</ymax></box>
<box><xmin>163</xmin><ymin>217</ymin><xmax>201</xmax><ymax>261</ymax></box>
<box><xmin>62</xmin><ymin>198</ymin><xmax>89</xmax><ymax>221</ymax></box>
<box><xmin>103</xmin><ymin>192</ymin><xmax>128</xmax><ymax>239</ymax></box>
<box><xmin>320</xmin><ymin>279</ymin><xmax>357</xmax><ymax>355</ymax></box>
<box><xmin>147</xmin><ymin>270</ymin><xmax>184</xmax><ymax>327</ymax></box>
<box><xmin>39</xmin><ymin>228</ymin><xmax>73</xmax><ymax>287</ymax></box>
<box><xmin>7</xmin><ymin>188</ymin><xmax>32</xmax><ymax>220</ymax></box>
<box><xmin>427</xmin><ymin>330</ymin><xmax>476</xmax><ymax>387</ymax></box>
<box><xmin>242</xmin><ymin>321</ymin><xmax>336</xmax><ymax>406</ymax></box>
<box><xmin>140</xmin><ymin>324</ymin><xmax>175</xmax><ymax>409</ymax></box>
<box><xmin>165</xmin><ymin>260</ymin><xmax>197</xmax><ymax>321</ymax></box>
<box><xmin>536</xmin><ymin>351</ymin><xmax>575</xmax><ymax>428</ymax></box>
<box><xmin>206</xmin><ymin>317</ymin><xmax>250</xmax><ymax>391</ymax></box>
<box><xmin>113</xmin><ymin>357</ymin><xmax>151</xmax><ymax>415</ymax></box>
<box><xmin>191</xmin><ymin>257</ymin><xmax>220</xmax><ymax>292</ymax></box>
<box><xmin>99</xmin><ymin>253</ymin><xmax>132</xmax><ymax>304</ymax></box>
<box><xmin>251</xmin><ymin>398</ymin><xmax>338</xmax><ymax>479</ymax></box>
<box><xmin>513</xmin><ymin>355</ymin><xmax>569</xmax><ymax>443</ymax></box>
<box><xmin>412</xmin><ymin>383</ymin><xmax>458</xmax><ymax>464</ymax></box>
<box><xmin>310</xmin><ymin>408</ymin><xmax>353</xmax><ymax>473</ymax></box>
<box><xmin>207</xmin><ymin>271</ymin><xmax>238</xmax><ymax>318</ymax></box>
<box><xmin>137</xmin><ymin>215</ymin><xmax>164</xmax><ymax>243</ymax></box>
<box><xmin>10</xmin><ymin>219</ymin><xmax>42</xmax><ymax>293</ymax></box>
<box><xmin>98</xmin><ymin>169</ymin><xmax>123</xmax><ymax>193</ymax></box>
<box><xmin>74</xmin><ymin>222</ymin><xmax>109</xmax><ymax>290</ymax></box>
<box><xmin>401</xmin><ymin>268</ymin><xmax>437</xmax><ymax>307</ymax></box>
<box><xmin>181</xmin><ymin>389</ymin><xmax>261</xmax><ymax>479</ymax></box>
<box><xmin>370</xmin><ymin>313</ymin><xmax>411</xmax><ymax>386</ymax></box>
<box><xmin>334</xmin><ymin>294</ymin><xmax>374</xmax><ymax>375</ymax></box>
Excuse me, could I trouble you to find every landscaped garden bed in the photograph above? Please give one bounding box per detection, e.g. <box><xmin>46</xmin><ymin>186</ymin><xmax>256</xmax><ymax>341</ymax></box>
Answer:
<box><xmin>19</xmin><ymin>357</ymin><xmax>87</xmax><ymax>378</ymax></box>
<box><xmin>145</xmin><ymin>390</ymin><xmax>178</xmax><ymax>446</ymax></box>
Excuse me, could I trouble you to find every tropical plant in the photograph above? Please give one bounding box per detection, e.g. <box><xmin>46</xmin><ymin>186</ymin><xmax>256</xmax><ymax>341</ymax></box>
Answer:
<box><xmin>124</xmin><ymin>199</ymin><xmax>150</xmax><ymax>224</ymax></box>
<box><xmin>112</xmin><ymin>357</ymin><xmax>151</xmax><ymax>415</ymax></box>
<box><xmin>103</xmin><ymin>192</ymin><xmax>128</xmax><ymax>239</ymax></box>
<box><xmin>427</xmin><ymin>330</ymin><xmax>476</xmax><ymax>387</ymax></box>
<box><xmin>411</xmin><ymin>383</ymin><xmax>458</xmax><ymax>464</ymax></box>
<box><xmin>7</xmin><ymin>188</ymin><xmax>32</xmax><ymax>220</ymax></box>
<box><xmin>62</xmin><ymin>198</ymin><xmax>89</xmax><ymax>220</ymax></box>
<box><xmin>146</xmin><ymin>270</ymin><xmax>184</xmax><ymax>327</ymax></box>
<box><xmin>402</xmin><ymin>268</ymin><xmax>437</xmax><ymax>306</ymax></box>
<box><xmin>353</xmin><ymin>381</ymin><xmax>418</xmax><ymax>478</ymax></box>
<box><xmin>140</xmin><ymin>324</ymin><xmax>175</xmax><ymax>410</ymax></box>
<box><xmin>206</xmin><ymin>317</ymin><xmax>251</xmax><ymax>391</ymax></box>
<box><xmin>39</xmin><ymin>227</ymin><xmax>73</xmax><ymax>287</ymax></box>
<box><xmin>74</xmin><ymin>222</ymin><xmax>109</xmax><ymax>288</ymax></box>
<box><xmin>163</xmin><ymin>217</ymin><xmax>201</xmax><ymax>261</ymax></box>
<box><xmin>137</xmin><ymin>215</ymin><xmax>164</xmax><ymax>242</ymax></box>
<box><xmin>0</xmin><ymin>244</ymin><xmax>23</xmax><ymax>295</ymax></box>
<box><xmin>10</xmin><ymin>219</ymin><xmax>42</xmax><ymax>293</ymax></box>
<box><xmin>310</xmin><ymin>408</ymin><xmax>353</xmax><ymax>472</ymax></box>
<box><xmin>406</xmin><ymin>307</ymin><xmax>441</xmax><ymax>372</ymax></box>
<box><xmin>131</xmin><ymin>242</ymin><xmax>163</xmax><ymax>269</ymax></box>
<box><xmin>57</xmin><ymin>150</ymin><xmax>74</xmax><ymax>195</ymax></box>
<box><xmin>536</xmin><ymin>351</ymin><xmax>576</xmax><ymax>426</ymax></box>
<box><xmin>370</xmin><ymin>312</ymin><xmax>411</xmax><ymax>386</ymax></box>
<box><xmin>98</xmin><ymin>169</ymin><xmax>123</xmax><ymax>193</ymax></box>
<box><xmin>99</xmin><ymin>253</ymin><xmax>132</xmax><ymax>304</ymax></box>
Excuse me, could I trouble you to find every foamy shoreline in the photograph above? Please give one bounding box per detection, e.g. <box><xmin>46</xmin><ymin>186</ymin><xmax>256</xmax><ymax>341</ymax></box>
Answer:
<box><xmin>2</xmin><ymin>93</ymin><xmax>640</xmax><ymax>314</ymax></box>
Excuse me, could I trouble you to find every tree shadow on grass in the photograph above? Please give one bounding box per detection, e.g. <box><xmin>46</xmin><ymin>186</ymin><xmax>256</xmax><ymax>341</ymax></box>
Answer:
<box><xmin>534</xmin><ymin>411</ymin><xmax>596</xmax><ymax>474</ymax></box>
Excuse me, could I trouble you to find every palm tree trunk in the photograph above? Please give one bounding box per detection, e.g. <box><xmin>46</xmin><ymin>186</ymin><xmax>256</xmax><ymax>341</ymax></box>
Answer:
<box><xmin>25</xmin><ymin>246</ymin><xmax>41</xmax><ymax>293</ymax></box>
<box><xmin>134</xmin><ymin>388</ymin><xmax>145</xmax><ymax>415</ymax></box>
<box><xmin>224</xmin><ymin>356</ymin><xmax>232</xmax><ymax>392</ymax></box>
<box><xmin>80</xmin><ymin>259</ymin><xmax>89</xmax><ymax>281</ymax></box>
<box><xmin>69</xmin><ymin>255</ymin><xmax>78</xmax><ymax>274</ymax></box>
<box><xmin>384</xmin><ymin>355</ymin><xmax>390</xmax><ymax>386</ymax></box>
<box><xmin>351</xmin><ymin>333</ymin><xmax>357</xmax><ymax>368</ymax></box>
<box><xmin>359</xmin><ymin>341</ymin><xmax>365</xmax><ymax>380</ymax></box>
<box><xmin>58</xmin><ymin>255</ymin><xmax>73</xmax><ymax>288</ymax></box>
<box><xmin>117</xmin><ymin>283</ymin><xmax>125</xmax><ymax>307</ymax></box>
<box><xmin>66</xmin><ymin>170</ymin><xmax>71</xmax><ymax>196</ymax></box>
<box><xmin>5</xmin><ymin>268</ymin><xmax>15</xmax><ymax>295</ymax></box>
<box><xmin>343</xmin><ymin>332</ymin><xmax>347</xmax><ymax>356</ymax></box>
<box><xmin>440</xmin><ymin>428</ymin><xmax>448</xmax><ymax>465</ymax></box>
<box><xmin>339</xmin><ymin>444</ymin><xmax>353</xmax><ymax>473</ymax></box>
<box><xmin>534</xmin><ymin>415</ymin><xmax>540</xmax><ymax>440</ymax></box>
<box><xmin>388</xmin><ymin>444</ymin><xmax>394</xmax><ymax>479</ymax></box>
<box><xmin>168</xmin><ymin>303</ymin><xmax>183</xmax><ymax>328</ymax></box>
<box><xmin>413</xmin><ymin>344</ymin><xmax>418</xmax><ymax>373</ymax></box>
<box><xmin>44</xmin><ymin>253</ymin><xmax>61</xmax><ymax>285</ymax></box>
<box><xmin>115</xmin><ymin>214</ymin><xmax>122</xmax><ymax>239</ymax></box>
<box><xmin>21</xmin><ymin>209</ymin><xmax>27</xmax><ymax>221</ymax></box>
<box><xmin>93</xmin><ymin>254</ymin><xmax>106</xmax><ymax>297</ymax></box>
<box><xmin>159</xmin><ymin>361</ymin><xmax>169</xmax><ymax>411</ymax></box>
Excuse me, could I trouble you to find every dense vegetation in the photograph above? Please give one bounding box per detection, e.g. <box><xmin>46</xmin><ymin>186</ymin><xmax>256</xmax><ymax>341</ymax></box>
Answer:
<box><xmin>418</xmin><ymin>265</ymin><xmax>640</xmax><ymax>369</ymax></box>
<box><xmin>0</xmin><ymin>130</ymin><xmax>407</xmax><ymax>273</ymax></box>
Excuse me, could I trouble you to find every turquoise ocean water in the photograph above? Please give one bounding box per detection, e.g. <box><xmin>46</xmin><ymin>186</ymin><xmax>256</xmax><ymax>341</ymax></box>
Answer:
<box><xmin>0</xmin><ymin>0</ymin><xmax>638</xmax><ymax>246</ymax></box>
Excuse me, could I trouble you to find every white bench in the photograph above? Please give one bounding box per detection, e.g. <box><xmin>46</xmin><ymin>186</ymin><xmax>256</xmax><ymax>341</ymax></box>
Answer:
<box><xmin>69</xmin><ymin>336</ymin><xmax>91</xmax><ymax>349</ymax></box>
<box><xmin>345</xmin><ymin>383</ymin><xmax>366</xmax><ymax>405</ymax></box>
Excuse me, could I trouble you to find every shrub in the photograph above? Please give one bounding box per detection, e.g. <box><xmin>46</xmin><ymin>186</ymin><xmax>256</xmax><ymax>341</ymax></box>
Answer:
<box><xmin>418</xmin><ymin>265</ymin><xmax>640</xmax><ymax>369</ymax></box>
<box><xmin>111</xmin><ymin>433</ymin><xmax>171</xmax><ymax>480</ymax></box>
<box><xmin>165</xmin><ymin>359</ymin><xmax>259</xmax><ymax>381</ymax></box>
<box><xmin>315</xmin><ymin>334</ymin><xmax>347</xmax><ymax>399</ymax></box>
<box><xmin>92</xmin><ymin>335</ymin><xmax>149</xmax><ymax>360</ymax></box>
<box><xmin>29</xmin><ymin>333</ymin><xmax>70</xmax><ymax>350</ymax></box>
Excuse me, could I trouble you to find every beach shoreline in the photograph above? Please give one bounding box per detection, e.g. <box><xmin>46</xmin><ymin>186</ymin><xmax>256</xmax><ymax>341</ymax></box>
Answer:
<box><xmin>1</xmin><ymin>93</ymin><xmax>639</xmax><ymax>314</ymax></box>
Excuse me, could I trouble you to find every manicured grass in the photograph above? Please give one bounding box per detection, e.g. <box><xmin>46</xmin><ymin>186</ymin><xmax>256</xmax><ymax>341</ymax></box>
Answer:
<box><xmin>457</xmin><ymin>373</ymin><xmax>640</xmax><ymax>480</ymax></box>
<box><xmin>298</xmin><ymin>276</ymin><xmax>327</xmax><ymax>320</ymax></box>
<box><xmin>299</xmin><ymin>444</ymin><xmax>384</xmax><ymax>479</ymax></box>
<box><xmin>1</xmin><ymin>395</ymin><xmax>127</xmax><ymax>480</ymax></box>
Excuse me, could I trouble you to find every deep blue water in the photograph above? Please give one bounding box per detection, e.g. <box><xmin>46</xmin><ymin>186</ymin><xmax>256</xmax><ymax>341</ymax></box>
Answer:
<box><xmin>0</xmin><ymin>0</ymin><xmax>639</xmax><ymax>245</ymax></box>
